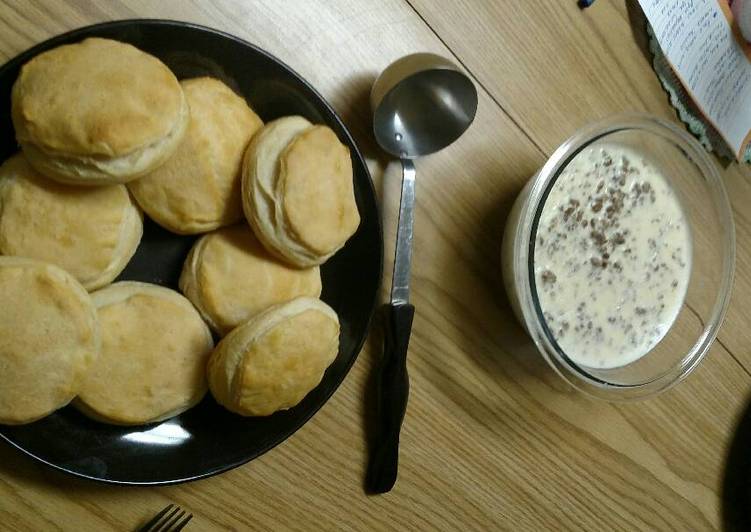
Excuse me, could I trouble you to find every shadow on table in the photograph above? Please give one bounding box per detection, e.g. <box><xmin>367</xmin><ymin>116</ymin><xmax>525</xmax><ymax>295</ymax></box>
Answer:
<box><xmin>383</xmin><ymin>136</ymin><xmax>565</xmax><ymax>410</ymax></box>
<box><xmin>722</xmin><ymin>394</ymin><xmax>751</xmax><ymax>531</ymax></box>
<box><xmin>624</xmin><ymin>0</ymin><xmax>651</xmax><ymax>66</ymax></box>
<box><xmin>429</xmin><ymin>154</ymin><xmax>562</xmax><ymax>385</ymax></box>
<box><xmin>328</xmin><ymin>71</ymin><xmax>397</xmax><ymax>493</ymax></box>
<box><xmin>334</xmin><ymin>72</ymin><xmax>391</xmax><ymax>171</ymax></box>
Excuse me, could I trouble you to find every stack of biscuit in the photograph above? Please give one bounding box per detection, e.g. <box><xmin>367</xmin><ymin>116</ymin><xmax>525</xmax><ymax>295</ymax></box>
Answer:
<box><xmin>0</xmin><ymin>36</ymin><xmax>361</xmax><ymax>425</ymax></box>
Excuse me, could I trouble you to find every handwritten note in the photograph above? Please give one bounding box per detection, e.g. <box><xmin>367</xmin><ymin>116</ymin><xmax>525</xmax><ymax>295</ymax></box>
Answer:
<box><xmin>639</xmin><ymin>0</ymin><xmax>751</xmax><ymax>158</ymax></box>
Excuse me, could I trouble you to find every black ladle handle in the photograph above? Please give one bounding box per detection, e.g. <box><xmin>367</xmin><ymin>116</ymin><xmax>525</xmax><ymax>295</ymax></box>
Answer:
<box><xmin>367</xmin><ymin>302</ymin><xmax>414</xmax><ymax>494</ymax></box>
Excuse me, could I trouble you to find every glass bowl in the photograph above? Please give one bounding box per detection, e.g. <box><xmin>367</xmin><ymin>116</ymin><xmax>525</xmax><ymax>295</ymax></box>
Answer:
<box><xmin>501</xmin><ymin>114</ymin><xmax>735</xmax><ymax>400</ymax></box>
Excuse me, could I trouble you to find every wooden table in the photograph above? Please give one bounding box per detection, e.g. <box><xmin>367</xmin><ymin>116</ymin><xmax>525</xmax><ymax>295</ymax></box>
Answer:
<box><xmin>1</xmin><ymin>1</ymin><xmax>750</xmax><ymax>530</ymax></box>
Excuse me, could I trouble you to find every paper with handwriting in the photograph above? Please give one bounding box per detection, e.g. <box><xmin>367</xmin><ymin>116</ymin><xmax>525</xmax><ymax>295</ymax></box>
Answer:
<box><xmin>639</xmin><ymin>0</ymin><xmax>751</xmax><ymax>158</ymax></box>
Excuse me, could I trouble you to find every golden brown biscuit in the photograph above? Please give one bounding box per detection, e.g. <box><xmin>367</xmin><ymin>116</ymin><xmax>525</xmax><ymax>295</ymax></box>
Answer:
<box><xmin>11</xmin><ymin>38</ymin><xmax>188</xmax><ymax>185</ymax></box>
<box><xmin>75</xmin><ymin>282</ymin><xmax>214</xmax><ymax>425</ymax></box>
<box><xmin>0</xmin><ymin>257</ymin><xmax>99</xmax><ymax>425</ymax></box>
<box><xmin>0</xmin><ymin>154</ymin><xmax>143</xmax><ymax>290</ymax></box>
<box><xmin>179</xmin><ymin>224</ymin><xmax>321</xmax><ymax>335</ymax></box>
<box><xmin>278</xmin><ymin>126</ymin><xmax>360</xmax><ymax>255</ymax></box>
<box><xmin>207</xmin><ymin>297</ymin><xmax>339</xmax><ymax>416</ymax></box>
<box><xmin>241</xmin><ymin>116</ymin><xmax>360</xmax><ymax>267</ymax></box>
<box><xmin>128</xmin><ymin>77</ymin><xmax>263</xmax><ymax>234</ymax></box>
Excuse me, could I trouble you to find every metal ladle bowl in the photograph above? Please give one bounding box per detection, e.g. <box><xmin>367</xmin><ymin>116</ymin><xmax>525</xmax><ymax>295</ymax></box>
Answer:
<box><xmin>367</xmin><ymin>53</ymin><xmax>477</xmax><ymax>494</ymax></box>
<box><xmin>371</xmin><ymin>53</ymin><xmax>478</xmax><ymax>159</ymax></box>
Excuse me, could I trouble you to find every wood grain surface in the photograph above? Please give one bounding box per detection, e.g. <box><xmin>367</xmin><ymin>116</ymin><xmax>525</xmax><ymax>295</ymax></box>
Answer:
<box><xmin>1</xmin><ymin>1</ymin><xmax>750</xmax><ymax>530</ymax></box>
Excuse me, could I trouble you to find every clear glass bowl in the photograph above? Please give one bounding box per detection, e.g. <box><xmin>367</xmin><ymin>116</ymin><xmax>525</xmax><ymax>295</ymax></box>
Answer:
<box><xmin>501</xmin><ymin>114</ymin><xmax>735</xmax><ymax>400</ymax></box>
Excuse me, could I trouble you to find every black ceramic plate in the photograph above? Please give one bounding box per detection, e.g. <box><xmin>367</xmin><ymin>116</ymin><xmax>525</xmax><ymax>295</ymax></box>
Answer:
<box><xmin>0</xmin><ymin>20</ymin><xmax>382</xmax><ymax>485</ymax></box>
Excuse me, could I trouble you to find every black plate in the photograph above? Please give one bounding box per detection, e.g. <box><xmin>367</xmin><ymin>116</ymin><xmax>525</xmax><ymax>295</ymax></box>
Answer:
<box><xmin>0</xmin><ymin>20</ymin><xmax>382</xmax><ymax>485</ymax></box>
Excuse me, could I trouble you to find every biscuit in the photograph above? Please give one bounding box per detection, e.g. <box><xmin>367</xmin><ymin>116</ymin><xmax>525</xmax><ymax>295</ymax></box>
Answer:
<box><xmin>207</xmin><ymin>297</ymin><xmax>339</xmax><ymax>416</ymax></box>
<box><xmin>278</xmin><ymin>125</ymin><xmax>360</xmax><ymax>256</ymax></box>
<box><xmin>241</xmin><ymin>116</ymin><xmax>360</xmax><ymax>267</ymax></box>
<box><xmin>0</xmin><ymin>257</ymin><xmax>99</xmax><ymax>425</ymax></box>
<box><xmin>179</xmin><ymin>224</ymin><xmax>321</xmax><ymax>335</ymax></box>
<box><xmin>11</xmin><ymin>38</ymin><xmax>188</xmax><ymax>185</ymax></box>
<box><xmin>0</xmin><ymin>154</ymin><xmax>143</xmax><ymax>290</ymax></box>
<box><xmin>75</xmin><ymin>282</ymin><xmax>214</xmax><ymax>425</ymax></box>
<box><xmin>129</xmin><ymin>77</ymin><xmax>263</xmax><ymax>234</ymax></box>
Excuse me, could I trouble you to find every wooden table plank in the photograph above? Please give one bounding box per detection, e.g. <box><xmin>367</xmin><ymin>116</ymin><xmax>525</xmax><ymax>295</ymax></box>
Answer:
<box><xmin>0</xmin><ymin>1</ymin><xmax>748</xmax><ymax>530</ymax></box>
<box><xmin>406</xmin><ymin>0</ymin><xmax>673</xmax><ymax>152</ymax></box>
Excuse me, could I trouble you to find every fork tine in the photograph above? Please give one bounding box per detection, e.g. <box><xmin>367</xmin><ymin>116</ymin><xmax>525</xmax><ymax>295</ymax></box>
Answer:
<box><xmin>172</xmin><ymin>512</ymin><xmax>193</xmax><ymax>531</ymax></box>
<box><xmin>155</xmin><ymin>507</ymin><xmax>186</xmax><ymax>532</ymax></box>
<box><xmin>138</xmin><ymin>504</ymin><xmax>174</xmax><ymax>532</ymax></box>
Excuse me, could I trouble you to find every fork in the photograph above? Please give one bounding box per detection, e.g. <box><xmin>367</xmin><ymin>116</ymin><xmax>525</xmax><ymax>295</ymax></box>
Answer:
<box><xmin>138</xmin><ymin>504</ymin><xmax>193</xmax><ymax>531</ymax></box>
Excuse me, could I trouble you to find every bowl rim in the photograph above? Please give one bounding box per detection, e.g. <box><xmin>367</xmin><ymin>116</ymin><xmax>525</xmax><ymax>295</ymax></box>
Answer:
<box><xmin>509</xmin><ymin>113</ymin><xmax>736</xmax><ymax>401</ymax></box>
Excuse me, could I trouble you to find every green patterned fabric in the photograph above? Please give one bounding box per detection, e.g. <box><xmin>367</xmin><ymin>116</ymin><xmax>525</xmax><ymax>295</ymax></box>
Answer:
<box><xmin>648</xmin><ymin>24</ymin><xmax>750</xmax><ymax>162</ymax></box>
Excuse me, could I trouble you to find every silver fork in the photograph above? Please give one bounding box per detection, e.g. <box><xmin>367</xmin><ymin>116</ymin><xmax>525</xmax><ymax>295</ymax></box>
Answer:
<box><xmin>138</xmin><ymin>504</ymin><xmax>193</xmax><ymax>531</ymax></box>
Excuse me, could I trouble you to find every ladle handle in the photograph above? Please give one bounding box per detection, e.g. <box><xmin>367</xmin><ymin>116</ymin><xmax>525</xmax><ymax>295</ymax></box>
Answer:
<box><xmin>367</xmin><ymin>302</ymin><xmax>414</xmax><ymax>494</ymax></box>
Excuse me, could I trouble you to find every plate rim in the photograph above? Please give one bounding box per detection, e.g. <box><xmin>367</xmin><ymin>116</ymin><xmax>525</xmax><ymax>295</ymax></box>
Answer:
<box><xmin>0</xmin><ymin>18</ymin><xmax>383</xmax><ymax>486</ymax></box>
